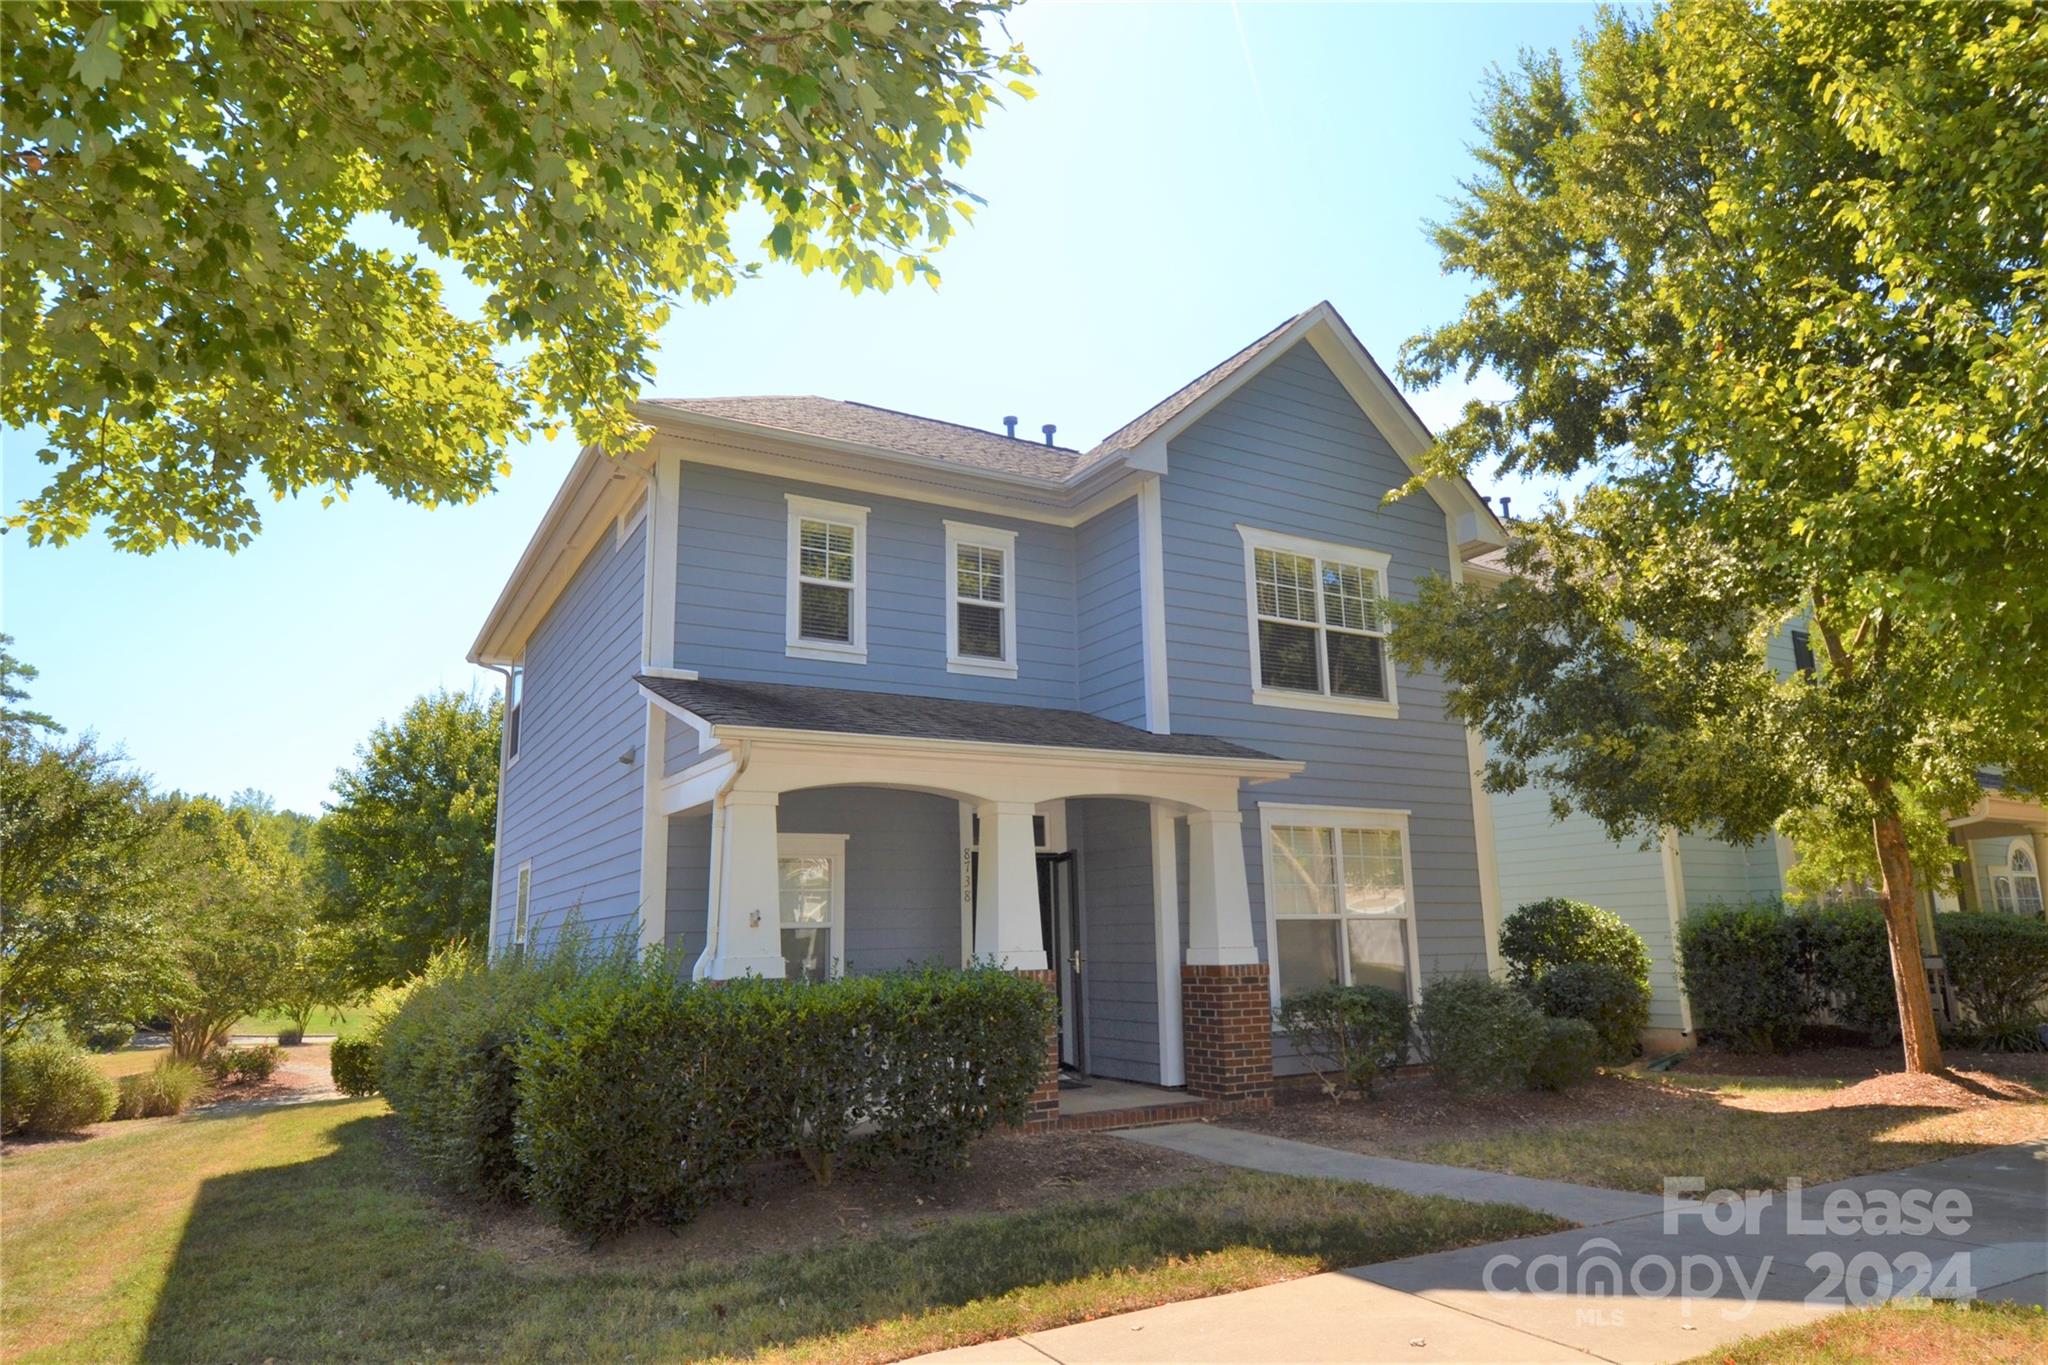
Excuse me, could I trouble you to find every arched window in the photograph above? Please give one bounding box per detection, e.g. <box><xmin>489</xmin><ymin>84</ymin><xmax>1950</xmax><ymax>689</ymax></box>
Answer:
<box><xmin>1992</xmin><ymin>839</ymin><xmax>2044</xmax><ymax>918</ymax></box>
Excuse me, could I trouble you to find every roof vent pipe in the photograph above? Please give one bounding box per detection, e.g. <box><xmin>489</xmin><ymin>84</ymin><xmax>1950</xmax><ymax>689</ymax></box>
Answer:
<box><xmin>1498</xmin><ymin>496</ymin><xmax>1512</xmax><ymax>520</ymax></box>
<box><xmin>1041</xmin><ymin>423</ymin><xmax>1057</xmax><ymax>447</ymax></box>
<box><xmin>1003</xmin><ymin>415</ymin><xmax>1018</xmax><ymax>438</ymax></box>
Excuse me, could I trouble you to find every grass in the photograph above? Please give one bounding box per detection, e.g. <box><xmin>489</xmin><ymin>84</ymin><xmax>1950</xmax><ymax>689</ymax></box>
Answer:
<box><xmin>0</xmin><ymin>1099</ymin><xmax>1564</xmax><ymax>1363</ymax></box>
<box><xmin>85</xmin><ymin>1047</ymin><xmax>173</xmax><ymax>1081</ymax></box>
<box><xmin>1691</xmin><ymin>1299</ymin><xmax>2048</xmax><ymax>1363</ymax></box>
<box><xmin>227</xmin><ymin>1006</ymin><xmax>368</xmax><ymax>1039</ymax></box>
<box><xmin>1409</xmin><ymin>1074</ymin><xmax>2048</xmax><ymax>1194</ymax></box>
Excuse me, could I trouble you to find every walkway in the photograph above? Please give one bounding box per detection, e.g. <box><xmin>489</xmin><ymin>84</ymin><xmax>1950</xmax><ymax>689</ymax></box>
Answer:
<box><xmin>918</xmin><ymin>1136</ymin><xmax>2048</xmax><ymax>1363</ymax></box>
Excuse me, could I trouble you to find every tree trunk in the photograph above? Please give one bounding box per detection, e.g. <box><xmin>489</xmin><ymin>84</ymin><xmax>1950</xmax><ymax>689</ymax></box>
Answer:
<box><xmin>1872</xmin><ymin>810</ymin><xmax>1944</xmax><ymax>1074</ymax></box>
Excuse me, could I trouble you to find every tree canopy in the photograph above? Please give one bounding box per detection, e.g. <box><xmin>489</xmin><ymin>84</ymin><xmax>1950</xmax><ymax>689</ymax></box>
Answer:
<box><xmin>316</xmin><ymin>689</ymin><xmax>501</xmax><ymax>991</ymax></box>
<box><xmin>3</xmin><ymin>1</ymin><xmax>1031</xmax><ymax>551</ymax></box>
<box><xmin>1390</xmin><ymin>1</ymin><xmax>2048</xmax><ymax>1071</ymax></box>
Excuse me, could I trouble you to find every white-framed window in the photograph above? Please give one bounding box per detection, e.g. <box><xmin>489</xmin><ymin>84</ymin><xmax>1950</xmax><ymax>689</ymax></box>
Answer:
<box><xmin>504</xmin><ymin>665</ymin><xmax>524</xmax><ymax>766</ymax></box>
<box><xmin>1992</xmin><ymin>838</ymin><xmax>2044</xmax><ymax>918</ymax></box>
<box><xmin>786</xmin><ymin>495</ymin><xmax>868</xmax><ymax>663</ymax></box>
<box><xmin>513</xmin><ymin>861</ymin><xmax>532</xmax><ymax>949</ymax></box>
<box><xmin>943</xmin><ymin>520</ymin><xmax>1018</xmax><ymax>678</ymax></box>
<box><xmin>1257</xmin><ymin>803</ymin><xmax>1419</xmax><ymax>1008</ymax></box>
<box><xmin>1236</xmin><ymin>525</ymin><xmax>1397</xmax><ymax>718</ymax></box>
<box><xmin>778</xmin><ymin>833</ymin><xmax>847</xmax><ymax>981</ymax></box>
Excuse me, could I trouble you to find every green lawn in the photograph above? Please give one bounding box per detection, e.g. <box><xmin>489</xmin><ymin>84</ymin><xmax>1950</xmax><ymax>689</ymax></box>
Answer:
<box><xmin>1</xmin><ymin>1099</ymin><xmax>1564</xmax><ymax>1363</ymax></box>
<box><xmin>227</xmin><ymin>1006</ymin><xmax>368</xmax><ymax>1039</ymax></box>
<box><xmin>1692</xmin><ymin>1299</ymin><xmax>2047</xmax><ymax>1363</ymax></box>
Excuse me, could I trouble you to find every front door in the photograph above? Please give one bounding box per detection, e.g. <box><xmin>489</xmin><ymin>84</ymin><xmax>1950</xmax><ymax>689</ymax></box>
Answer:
<box><xmin>1038</xmin><ymin>851</ymin><xmax>1082</xmax><ymax>1070</ymax></box>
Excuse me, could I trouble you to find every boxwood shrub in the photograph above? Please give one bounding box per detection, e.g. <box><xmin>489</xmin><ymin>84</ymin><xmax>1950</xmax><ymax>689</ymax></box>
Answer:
<box><xmin>1498</xmin><ymin>898</ymin><xmax>1652</xmax><ymax>991</ymax></box>
<box><xmin>1</xmin><ymin>1040</ymin><xmax>118</xmax><ymax>1134</ymax></box>
<box><xmin>1414</xmin><ymin>975</ymin><xmax>1543</xmax><ymax>1093</ymax></box>
<box><xmin>1526</xmin><ymin>1016</ymin><xmax>1603</xmax><ymax>1092</ymax></box>
<box><xmin>1531</xmin><ymin>961</ymin><xmax>1650</xmax><ymax>1063</ymax></box>
<box><xmin>328</xmin><ymin>1036</ymin><xmax>381</xmax><ymax>1097</ymax></box>
<box><xmin>1936</xmin><ymin>912</ymin><xmax>2048</xmax><ymax>1051</ymax></box>
<box><xmin>1274</xmin><ymin>984</ymin><xmax>1411</xmax><ymax>1099</ymax></box>
<box><xmin>514</xmin><ymin>962</ymin><xmax>1052</xmax><ymax>1240</ymax></box>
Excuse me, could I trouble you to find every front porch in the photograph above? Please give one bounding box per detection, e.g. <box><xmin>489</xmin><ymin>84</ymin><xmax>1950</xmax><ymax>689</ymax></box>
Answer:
<box><xmin>637</xmin><ymin>674</ymin><xmax>1306</xmax><ymax>1123</ymax></box>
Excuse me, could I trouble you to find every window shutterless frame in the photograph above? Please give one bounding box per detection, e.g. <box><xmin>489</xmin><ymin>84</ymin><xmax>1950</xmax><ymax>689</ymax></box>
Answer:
<box><xmin>1236</xmin><ymin>525</ymin><xmax>1397</xmax><ymax>718</ymax></box>
<box><xmin>776</xmin><ymin>833</ymin><xmax>848</xmax><ymax>980</ymax></box>
<box><xmin>1256</xmin><ymin>803</ymin><xmax>1420</xmax><ymax>1011</ymax></box>
<box><xmin>785</xmin><ymin>494</ymin><xmax>869</xmax><ymax>663</ymax></box>
<box><xmin>943</xmin><ymin>520</ymin><xmax>1018</xmax><ymax>678</ymax></box>
<box><xmin>513</xmin><ymin>861</ymin><xmax>532</xmax><ymax>949</ymax></box>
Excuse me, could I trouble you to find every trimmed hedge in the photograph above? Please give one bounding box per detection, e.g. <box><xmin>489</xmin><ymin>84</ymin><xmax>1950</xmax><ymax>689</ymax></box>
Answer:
<box><xmin>1499</xmin><ymin>898</ymin><xmax>1651</xmax><ymax>991</ymax></box>
<box><xmin>1936</xmin><ymin>912</ymin><xmax>2048</xmax><ymax>1051</ymax></box>
<box><xmin>1274</xmin><ymin>984</ymin><xmax>1411</xmax><ymax>1099</ymax></box>
<box><xmin>1531</xmin><ymin>961</ymin><xmax>1650</xmax><ymax>1064</ymax></box>
<box><xmin>1527</xmin><ymin>1016</ymin><xmax>1603</xmax><ymax>1092</ymax></box>
<box><xmin>1677</xmin><ymin>903</ymin><xmax>1807</xmax><ymax>1052</ymax></box>
<box><xmin>329</xmin><ymin>1037</ymin><xmax>380</xmax><ymax>1097</ymax></box>
<box><xmin>1797</xmin><ymin>903</ymin><xmax>1899</xmax><ymax>1047</ymax></box>
<box><xmin>1</xmin><ymin>1040</ymin><xmax>118</xmax><ymax>1134</ymax></box>
<box><xmin>1414</xmin><ymin>975</ymin><xmax>1543</xmax><ymax>1093</ymax></box>
<box><xmin>515</xmin><ymin>964</ymin><xmax>1053</xmax><ymax>1239</ymax></box>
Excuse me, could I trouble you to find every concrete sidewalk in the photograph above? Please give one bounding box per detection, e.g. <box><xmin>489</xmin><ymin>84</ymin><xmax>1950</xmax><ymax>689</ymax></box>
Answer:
<box><xmin>916</xmin><ymin>1140</ymin><xmax>2048</xmax><ymax>1364</ymax></box>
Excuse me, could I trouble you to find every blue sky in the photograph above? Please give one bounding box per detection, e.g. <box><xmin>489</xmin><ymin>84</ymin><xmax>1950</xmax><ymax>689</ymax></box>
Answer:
<box><xmin>4</xmin><ymin>1</ymin><xmax>1597</xmax><ymax>814</ymax></box>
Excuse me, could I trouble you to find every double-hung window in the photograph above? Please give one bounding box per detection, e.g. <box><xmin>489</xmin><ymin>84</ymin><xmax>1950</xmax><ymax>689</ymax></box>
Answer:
<box><xmin>786</xmin><ymin>495</ymin><xmax>868</xmax><ymax>662</ymax></box>
<box><xmin>1259</xmin><ymin>805</ymin><xmax>1418</xmax><ymax>1006</ymax></box>
<box><xmin>944</xmin><ymin>521</ymin><xmax>1018</xmax><ymax>677</ymax></box>
<box><xmin>1238</xmin><ymin>526</ymin><xmax>1395</xmax><ymax>717</ymax></box>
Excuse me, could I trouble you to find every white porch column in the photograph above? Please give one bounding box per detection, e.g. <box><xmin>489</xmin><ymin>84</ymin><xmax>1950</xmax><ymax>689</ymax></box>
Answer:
<box><xmin>1149</xmin><ymin>803</ymin><xmax>1186</xmax><ymax>1087</ymax></box>
<box><xmin>973</xmin><ymin>801</ymin><xmax>1048</xmax><ymax>970</ymax></box>
<box><xmin>700</xmin><ymin>790</ymin><xmax>787</xmax><ymax>979</ymax></box>
<box><xmin>1185</xmin><ymin>807</ymin><xmax>1259</xmax><ymax>966</ymax></box>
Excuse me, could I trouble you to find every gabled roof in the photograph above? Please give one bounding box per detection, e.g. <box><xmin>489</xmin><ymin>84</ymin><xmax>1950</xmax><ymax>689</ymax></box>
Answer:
<box><xmin>1080</xmin><ymin>308</ymin><xmax>1311</xmax><ymax>472</ymax></box>
<box><xmin>643</xmin><ymin>396</ymin><xmax>1081</xmax><ymax>482</ymax></box>
<box><xmin>636</xmin><ymin>674</ymin><xmax>1277</xmax><ymax>762</ymax></box>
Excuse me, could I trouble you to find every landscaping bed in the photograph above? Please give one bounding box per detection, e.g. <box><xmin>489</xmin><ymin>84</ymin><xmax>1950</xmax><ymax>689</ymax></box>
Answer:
<box><xmin>1228</xmin><ymin>1059</ymin><xmax>2048</xmax><ymax>1194</ymax></box>
<box><xmin>1</xmin><ymin>1098</ymin><xmax>1565</xmax><ymax>1363</ymax></box>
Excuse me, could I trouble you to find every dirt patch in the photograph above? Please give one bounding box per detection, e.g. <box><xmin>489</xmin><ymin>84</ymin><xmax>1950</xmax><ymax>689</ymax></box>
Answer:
<box><xmin>1670</xmin><ymin>1044</ymin><xmax>2048</xmax><ymax>1084</ymax></box>
<box><xmin>1723</xmin><ymin>1067</ymin><xmax>2045</xmax><ymax>1113</ymax></box>
<box><xmin>1233</xmin><ymin>1070</ymin><xmax>1707</xmax><ymax>1157</ymax></box>
<box><xmin>438</xmin><ymin>1128</ymin><xmax>1216</xmax><ymax>1270</ymax></box>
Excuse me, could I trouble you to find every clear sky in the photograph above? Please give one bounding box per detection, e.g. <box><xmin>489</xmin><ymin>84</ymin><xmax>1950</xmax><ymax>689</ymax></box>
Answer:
<box><xmin>4</xmin><ymin>1</ymin><xmax>1599</xmax><ymax>815</ymax></box>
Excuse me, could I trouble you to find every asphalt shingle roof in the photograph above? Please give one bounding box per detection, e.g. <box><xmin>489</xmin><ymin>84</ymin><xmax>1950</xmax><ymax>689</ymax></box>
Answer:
<box><xmin>636</xmin><ymin>675</ymin><xmax>1277</xmax><ymax>762</ymax></box>
<box><xmin>1080</xmin><ymin>307</ymin><xmax>1312</xmax><ymax>470</ymax></box>
<box><xmin>643</xmin><ymin>396</ymin><xmax>1081</xmax><ymax>482</ymax></box>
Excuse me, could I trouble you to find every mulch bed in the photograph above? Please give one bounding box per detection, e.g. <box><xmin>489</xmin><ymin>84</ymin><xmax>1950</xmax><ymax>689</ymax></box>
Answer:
<box><xmin>195</xmin><ymin>1042</ymin><xmax>339</xmax><ymax>1110</ymax></box>
<box><xmin>1666</xmin><ymin>1043</ymin><xmax>2048</xmax><ymax>1083</ymax></box>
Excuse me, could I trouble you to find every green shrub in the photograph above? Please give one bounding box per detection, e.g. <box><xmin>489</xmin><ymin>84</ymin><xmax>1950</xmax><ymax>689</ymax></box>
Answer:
<box><xmin>1526</xmin><ymin>1016</ymin><xmax>1603</xmax><ymax>1091</ymax></box>
<box><xmin>1274</xmin><ymin>984</ymin><xmax>1412</xmax><ymax>1099</ymax></box>
<box><xmin>1414</xmin><ymin>975</ymin><xmax>1543</xmax><ymax>1093</ymax></box>
<box><xmin>205</xmin><ymin>1043</ymin><xmax>284</xmax><ymax>1082</ymax></box>
<box><xmin>1677</xmin><ymin>903</ymin><xmax>1806</xmax><ymax>1052</ymax></box>
<box><xmin>1498</xmin><ymin>898</ymin><xmax>1652</xmax><ymax>991</ymax></box>
<box><xmin>277</xmin><ymin>1026</ymin><xmax>305</xmax><ymax>1046</ymax></box>
<box><xmin>515</xmin><ymin>961</ymin><xmax>1054</xmax><ymax>1240</ymax></box>
<box><xmin>113</xmin><ymin>1059</ymin><xmax>206</xmax><ymax>1119</ymax></box>
<box><xmin>1530</xmin><ymin>961</ymin><xmax>1650</xmax><ymax>1063</ymax></box>
<box><xmin>1796</xmin><ymin>902</ymin><xmax>1900</xmax><ymax>1047</ymax></box>
<box><xmin>379</xmin><ymin>940</ymin><xmax>600</xmax><ymax>1203</ymax></box>
<box><xmin>329</xmin><ymin>1036</ymin><xmax>381</xmax><ymax>1097</ymax></box>
<box><xmin>1</xmin><ymin>1041</ymin><xmax>118</xmax><ymax>1134</ymax></box>
<box><xmin>1936</xmin><ymin>912</ymin><xmax>2048</xmax><ymax>1051</ymax></box>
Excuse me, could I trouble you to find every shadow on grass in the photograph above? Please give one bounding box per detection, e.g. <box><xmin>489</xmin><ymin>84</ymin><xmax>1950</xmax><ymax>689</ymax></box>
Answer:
<box><xmin>138</xmin><ymin>1110</ymin><xmax>1559</xmax><ymax>1363</ymax></box>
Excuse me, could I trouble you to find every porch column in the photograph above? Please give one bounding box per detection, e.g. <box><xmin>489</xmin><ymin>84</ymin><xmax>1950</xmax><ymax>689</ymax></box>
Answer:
<box><xmin>1181</xmin><ymin>805</ymin><xmax>1272</xmax><ymax>1106</ymax></box>
<box><xmin>1185</xmin><ymin>808</ymin><xmax>1258</xmax><ymax>965</ymax></box>
<box><xmin>700</xmin><ymin>790</ymin><xmax>787</xmax><ymax>979</ymax></box>
<box><xmin>973</xmin><ymin>801</ymin><xmax>1048</xmax><ymax>970</ymax></box>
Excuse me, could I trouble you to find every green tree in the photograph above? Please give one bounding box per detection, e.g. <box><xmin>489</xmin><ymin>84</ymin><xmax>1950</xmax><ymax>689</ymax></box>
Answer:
<box><xmin>317</xmin><ymin>690</ymin><xmax>500</xmax><ymax>991</ymax></box>
<box><xmin>0</xmin><ymin>634</ymin><xmax>60</xmax><ymax>740</ymax></box>
<box><xmin>151</xmin><ymin>794</ymin><xmax>307</xmax><ymax>1062</ymax></box>
<box><xmin>1392</xmin><ymin>2</ymin><xmax>2048</xmax><ymax>1073</ymax></box>
<box><xmin>4</xmin><ymin>1</ymin><xmax>1032</xmax><ymax>551</ymax></box>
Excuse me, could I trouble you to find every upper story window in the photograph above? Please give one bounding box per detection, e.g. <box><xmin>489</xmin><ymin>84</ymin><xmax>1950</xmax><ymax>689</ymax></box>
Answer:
<box><xmin>1790</xmin><ymin>629</ymin><xmax>1816</xmax><ymax>676</ymax></box>
<box><xmin>944</xmin><ymin>520</ymin><xmax>1018</xmax><ymax>678</ymax></box>
<box><xmin>504</xmin><ymin>665</ymin><xmax>524</xmax><ymax>764</ymax></box>
<box><xmin>786</xmin><ymin>495</ymin><xmax>868</xmax><ymax>663</ymax></box>
<box><xmin>1237</xmin><ymin>526</ymin><xmax>1397</xmax><ymax>718</ymax></box>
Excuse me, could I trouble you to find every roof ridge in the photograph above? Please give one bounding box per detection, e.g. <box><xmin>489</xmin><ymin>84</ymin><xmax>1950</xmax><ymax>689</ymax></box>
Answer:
<box><xmin>842</xmin><ymin>399</ymin><xmax>1081</xmax><ymax>454</ymax></box>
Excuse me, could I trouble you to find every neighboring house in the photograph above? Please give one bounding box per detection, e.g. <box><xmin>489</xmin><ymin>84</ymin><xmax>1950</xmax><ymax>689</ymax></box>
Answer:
<box><xmin>470</xmin><ymin>302</ymin><xmax>1508</xmax><ymax>1111</ymax></box>
<box><xmin>1469</xmin><ymin>555</ymin><xmax>2048</xmax><ymax>1044</ymax></box>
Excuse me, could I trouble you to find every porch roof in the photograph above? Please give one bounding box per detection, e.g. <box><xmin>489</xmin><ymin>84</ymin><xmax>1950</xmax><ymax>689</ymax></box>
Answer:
<box><xmin>635</xmin><ymin>675</ymin><xmax>1277</xmax><ymax>763</ymax></box>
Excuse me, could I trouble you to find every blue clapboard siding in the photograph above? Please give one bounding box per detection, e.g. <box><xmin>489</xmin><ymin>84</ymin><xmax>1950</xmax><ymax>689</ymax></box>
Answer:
<box><xmin>673</xmin><ymin>464</ymin><xmax>1080</xmax><ymax>706</ymax></box>
<box><xmin>495</xmin><ymin>519</ymin><xmax>647</xmax><ymax>953</ymax></box>
<box><xmin>1158</xmin><ymin>342</ymin><xmax>1491</xmax><ymax>986</ymax></box>
<box><xmin>1074</xmin><ymin>498</ymin><xmax>1148</xmax><ymax>726</ymax></box>
<box><xmin>1071</xmin><ymin>798</ymin><xmax>1161</xmax><ymax>1084</ymax></box>
<box><xmin>779</xmin><ymin>787</ymin><xmax>962</xmax><ymax>973</ymax></box>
